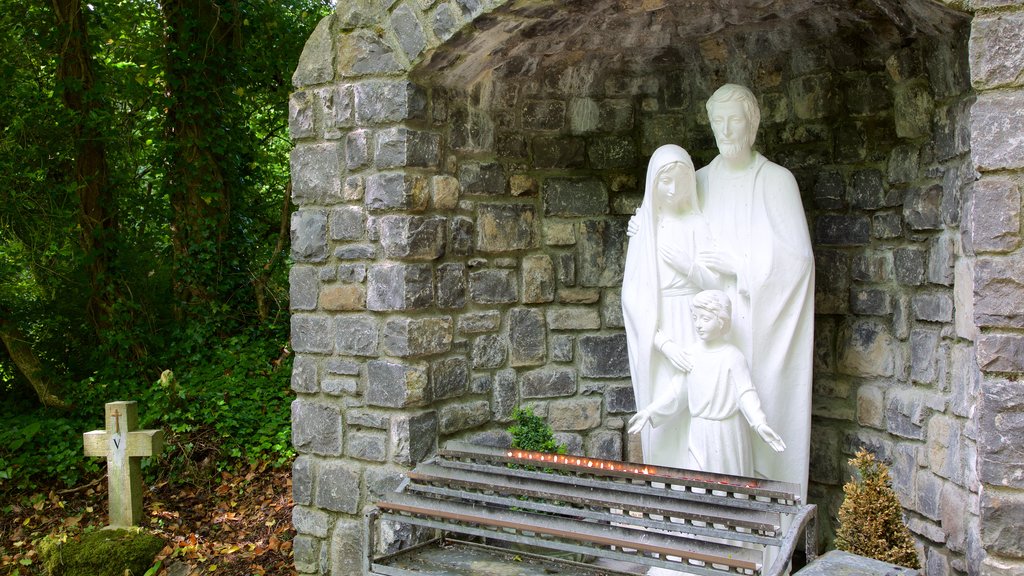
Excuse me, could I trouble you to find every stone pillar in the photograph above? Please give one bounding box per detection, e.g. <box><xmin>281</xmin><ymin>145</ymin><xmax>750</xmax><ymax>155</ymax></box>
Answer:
<box><xmin>968</xmin><ymin>3</ymin><xmax>1024</xmax><ymax>574</ymax></box>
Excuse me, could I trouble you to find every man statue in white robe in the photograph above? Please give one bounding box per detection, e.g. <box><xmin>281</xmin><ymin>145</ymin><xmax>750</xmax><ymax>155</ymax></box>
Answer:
<box><xmin>694</xmin><ymin>84</ymin><xmax>815</xmax><ymax>500</ymax></box>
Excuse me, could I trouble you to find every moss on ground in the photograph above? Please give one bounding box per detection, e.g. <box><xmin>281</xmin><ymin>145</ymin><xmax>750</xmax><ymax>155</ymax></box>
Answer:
<box><xmin>39</xmin><ymin>528</ymin><xmax>164</xmax><ymax>576</ymax></box>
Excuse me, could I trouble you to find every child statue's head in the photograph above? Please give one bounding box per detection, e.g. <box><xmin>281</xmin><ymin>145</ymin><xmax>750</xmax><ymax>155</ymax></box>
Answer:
<box><xmin>691</xmin><ymin>290</ymin><xmax>732</xmax><ymax>341</ymax></box>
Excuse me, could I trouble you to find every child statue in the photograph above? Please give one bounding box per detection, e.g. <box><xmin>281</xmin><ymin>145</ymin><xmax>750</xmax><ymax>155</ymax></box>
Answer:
<box><xmin>628</xmin><ymin>289</ymin><xmax>785</xmax><ymax>477</ymax></box>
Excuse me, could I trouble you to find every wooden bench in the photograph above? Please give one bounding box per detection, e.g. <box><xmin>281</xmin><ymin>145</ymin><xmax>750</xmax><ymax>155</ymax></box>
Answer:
<box><xmin>367</xmin><ymin>443</ymin><xmax>817</xmax><ymax>576</ymax></box>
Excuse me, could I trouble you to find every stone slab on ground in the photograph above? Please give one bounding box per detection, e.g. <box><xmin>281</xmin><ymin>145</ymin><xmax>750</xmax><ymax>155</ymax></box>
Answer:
<box><xmin>795</xmin><ymin>550</ymin><xmax>920</xmax><ymax>576</ymax></box>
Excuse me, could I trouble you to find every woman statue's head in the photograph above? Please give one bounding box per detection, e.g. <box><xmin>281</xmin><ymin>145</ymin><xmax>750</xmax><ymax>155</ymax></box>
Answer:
<box><xmin>646</xmin><ymin>145</ymin><xmax>697</xmax><ymax>216</ymax></box>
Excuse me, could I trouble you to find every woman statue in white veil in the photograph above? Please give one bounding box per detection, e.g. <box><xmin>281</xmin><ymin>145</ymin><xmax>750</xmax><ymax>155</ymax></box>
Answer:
<box><xmin>622</xmin><ymin>144</ymin><xmax>724</xmax><ymax>468</ymax></box>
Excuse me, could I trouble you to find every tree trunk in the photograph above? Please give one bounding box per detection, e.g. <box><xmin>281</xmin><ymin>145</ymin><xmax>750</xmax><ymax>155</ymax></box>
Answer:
<box><xmin>161</xmin><ymin>0</ymin><xmax>238</xmax><ymax>310</ymax></box>
<box><xmin>0</xmin><ymin>319</ymin><xmax>68</xmax><ymax>409</ymax></box>
<box><xmin>52</xmin><ymin>0</ymin><xmax>116</xmax><ymax>332</ymax></box>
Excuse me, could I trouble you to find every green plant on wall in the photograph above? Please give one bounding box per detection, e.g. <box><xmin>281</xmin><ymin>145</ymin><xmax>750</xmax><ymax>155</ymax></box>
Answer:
<box><xmin>835</xmin><ymin>448</ymin><xmax>921</xmax><ymax>569</ymax></box>
<box><xmin>508</xmin><ymin>407</ymin><xmax>566</xmax><ymax>455</ymax></box>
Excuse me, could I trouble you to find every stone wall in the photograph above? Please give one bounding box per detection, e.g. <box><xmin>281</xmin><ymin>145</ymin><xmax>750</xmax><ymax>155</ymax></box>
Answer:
<box><xmin>286</xmin><ymin>1</ymin><xmax>1024</xmax><ymax>574</ymax></box>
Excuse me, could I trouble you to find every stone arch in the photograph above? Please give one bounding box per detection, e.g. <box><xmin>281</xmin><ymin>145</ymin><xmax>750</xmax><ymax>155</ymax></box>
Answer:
<box><xmin>289</xmin><ymin>1</ymin><xmax>1024</xmax><ymax>574</ymax></box>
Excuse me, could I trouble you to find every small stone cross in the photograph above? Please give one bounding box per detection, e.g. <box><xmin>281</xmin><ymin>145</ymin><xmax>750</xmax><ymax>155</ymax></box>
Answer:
<box><xmin>83</xmin><ymin>401</ymin><xmax>164</xmax><ymax>527</ymax></box>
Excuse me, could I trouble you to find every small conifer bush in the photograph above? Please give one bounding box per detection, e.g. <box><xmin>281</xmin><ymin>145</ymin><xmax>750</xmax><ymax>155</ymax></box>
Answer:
<box><xmin>835</xmin><ymin>448</ymin><xmax>921</xmax><ymax>569</ymax></box>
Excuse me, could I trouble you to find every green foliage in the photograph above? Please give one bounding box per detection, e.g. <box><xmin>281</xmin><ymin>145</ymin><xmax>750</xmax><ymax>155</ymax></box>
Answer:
<box><xmin>835</xmin><ymin>448</ymin><xmax>921</xmax><ymax>569</ymax></box>
<box><xmin>0</xmin><ymin>321</ymin><xmax>293</xmax><ymax>493</ymax></box>
<box><xmin>508</xmin><ymin>407</ymin><xmax>567</xmax><ymax>454</ymax></box>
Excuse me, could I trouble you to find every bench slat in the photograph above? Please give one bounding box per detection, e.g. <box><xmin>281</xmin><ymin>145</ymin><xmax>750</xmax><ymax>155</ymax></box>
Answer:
<box><xmin>407</xmin><ymin>463</ymin><xmax>781</xmax><ymax>533</ymax></box>
<box><xmin>378</xmin><ymin>491</ymin><xmax>763</xmax><ymax>572</ymax></box>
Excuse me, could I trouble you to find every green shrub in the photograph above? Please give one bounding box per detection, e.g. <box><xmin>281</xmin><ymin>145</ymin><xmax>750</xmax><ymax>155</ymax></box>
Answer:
<box><xmin>508</xmin><ymin>407</ymin><xmax>566</xmax><ymax>454</ymax></box>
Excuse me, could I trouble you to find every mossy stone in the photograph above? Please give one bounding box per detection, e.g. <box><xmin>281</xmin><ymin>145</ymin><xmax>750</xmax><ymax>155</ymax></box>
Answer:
<box><xmin>39</xmin><ymin>528</ymin><xmax>165</xmax><ymax>576</ymax></box>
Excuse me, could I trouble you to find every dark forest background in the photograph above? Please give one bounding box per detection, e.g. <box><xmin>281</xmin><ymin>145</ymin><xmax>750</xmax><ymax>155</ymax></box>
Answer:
<box><xmin>0</xmin><ymin>0</ymin><xmax>333</xmax><ymax>491</ymax></box>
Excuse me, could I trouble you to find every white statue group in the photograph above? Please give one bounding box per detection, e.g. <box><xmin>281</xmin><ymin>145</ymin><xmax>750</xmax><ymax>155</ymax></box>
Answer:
<box><xmin>623</xmin><ymin>84</ymin><xmax>815</xmax><ymax>499</ymax></box>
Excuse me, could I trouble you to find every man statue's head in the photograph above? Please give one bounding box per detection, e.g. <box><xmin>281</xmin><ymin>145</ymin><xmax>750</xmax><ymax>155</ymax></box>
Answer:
<box><xmin>706</xmin><ymin>84</ymin><xmax>760</xmax><ymax>160</ymax></box>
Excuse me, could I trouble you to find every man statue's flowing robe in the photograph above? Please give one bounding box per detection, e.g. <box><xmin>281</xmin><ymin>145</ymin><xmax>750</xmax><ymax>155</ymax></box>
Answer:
<box><xmin>696</xmin><ymin>153</ymin><xmax>814</xmax><ymax>500</ymax></box>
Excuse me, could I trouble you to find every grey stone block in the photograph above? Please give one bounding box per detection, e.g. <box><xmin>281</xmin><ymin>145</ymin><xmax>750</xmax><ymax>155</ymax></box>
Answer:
<box><xmin>330</xmin><ymin>519</ymin><xmax>366</xmax><ymax>576</ymax></box>
<box><xmin>796</xmin><ymin>550</ymin><xmax>919</xmax><ymax>576</ymax></box>
<box><xmin>893</xmin><ymin>80</ymin><xmax>934</xmax><ymax>139</ymax></box>
<box><xmin>292</xmin><ymin>534</ymin><xmax>320</xmax><ymax>573</ymax></box>
<box><xmin>981</xmin><ymin>490</ymin><xmax>1024</xmax><ymax>558</ymax></box>
<box><xmin>457</xmin><ymin>310</ymin><xmax>500</xmax><ymax>334</ymax></box>
<box><xmin>888</xmin><ymin>144</ymin><xmax>920</xmax><ymax>184</ymax></box>
<box><xmin>605</xmin><ymin>385</ymin><xmax>636</xmax><ymax>414</ymax></box>
<box><xmin>492</xmin><ymin>368</ymin><xmax>517</xmax><ymax>421</ymax></box>
<box><xmin>523</xmin><ymin>100</ymin><xmax>565</xmax><ymax>130</ymax></box>
<box><xmin>383</xmin><ymin>316</ymin><xmax>453</xmax><ymax>357</ymax></box>
<box><xmin>913</xmin><ymin>293</ymin><xmax>954</xmax><ymax>323</ymax></box>
<box><xmin>329</xmin><ymin>206</ymin><xmax>365</xmax><ymax>241</ymax></box>
<box><xmin>354</xmin><ymin>80</ymin><xmax>426</xmax><ymax>125</ymax></box>
<box><xmin>885</xmin><ymin>389</ymin><xmax>930</xmax><ymax>440</ymax></box>
<box><xmin>476</xmin><ymin>204</ymin><xmax>538</xmax><ymax>252</ymax></box>
<box><xmin>520</xmin><ymin>368</ymin><xmax>577</xmax><ymax>399</ymax></box>
<box><xmin>815</xmin><ymin>250</ymin><xmax>850</xmax><ymax>315</ymax></box>
<box><xmin>850</xmin><ymin>287</ymin><xmax>892</xmax><ymax>316</ymax></box>
<box><xmin>969</xmin><ymin>13</ymin><xmax>1024</xmax><ymax>90</ymax></box>
<box><xmin>895</xmin><ymin>247</ymin><xmax>926</xmax><ymax>285</ymax></box>
<box><xmin>391</xmin><ymin>410</ymin><xmax>437</xmax><ymax>466</ymax></box>
<box><xmin>431</xmin><ymin>2</ymin><xmax>460</xmax><ymax>40</ymax></box>
<box><xmin>971</xmin><ymin>91</ymin><xmax>1024</xmax><ymax>171</ymax></box>
<box><xmin>375</xmin><ymin>127</ymin><xmax>440</xmax><ymax>169</ymax></box>
<box><xmin>968</xmin><ymin>179</ymin><xmax>1021</xmax><ymax>253</ymax></box>
<box><xmin>837</xmin><ymin>319</ymin><xmax>895</xmax><ymax>378</ymax></box>
<box><xmin>290</xmin><ymin>266</ymin><xmax>319</xmax><ymax>311</ymax></box>
<box><xmin>471</xmin><ymin>334</ymin><xmax>507</xmax><ymax>369</ymax></box>
<box><xmin>789</xmin><ymin>73</ymin><xmax>839</xmax><ymax>120</ymax></box>
<box><xmin>579</xmin><ymin>219</ymin><xmax>627</xmax><ymax>288</ymax></box>
<box><xmin>292</xmin><ymin>355</ymin><xmax>319</xmax><ymax>394</ymax></box>
<box><xmin>291</xmin><ymin>15</ymin><xmax>335</xmax><ymax>87</ymax></box>
<box><xmin>334</xmin><ymin>314</ymin><xmax>379</xmax><ymax>357</ymax></box>
<box><xmin>292</xmin><ymin>456</ymin><xmax>315</xmax><ymax>506</ymax></box>
<box><xmin>291</xmin><ymin>209</ymin><xmax>329</xmax><ymax>262</ymax></box>
<box><xmin>334</xmin><ymin>243</ymin><xmax>377</xmax><ymax>260</ymax></box>
<box><xmin>379</xmin><ymin>215</ymin><xmax>446</xmax><ymax>260</ymax></box>
<box><xmin>856</xmin><ymin>384</ymin><xmax>885</xmax><ymax>429</ymax></box>
<box><xmin>318</xmin><ymin>84</ymin><xmax>355</xmax><ymax>134</ymax></box>
<box><xmin>366</xmin><ymin>360</ymin><xmax>429</xmax><ymax>408</ymax></box>
<box><xmin>432</xmin><ymin>357</ymin><xmax>468</xmax><ymax>400</ymax></box>
<box><xmin>449</xmin><ymin>216</ymin><xmax>475</xmax><ymax>256</ymax></box>
<box><xmin>905</xmin><ymin>185</ymin><xmax>944</xmax><ymax>230</ymax></box>
<box><xmin>588</xmin><ymin>136</ymin><xmax>637</xmax><ymax>169</ymax></box>
<box><xmin>815</xmin><ymin>215</ymin><xmax>870</xmax><ymax>246</ymax></box>
<box><xmin>508</xmin><ymin>308</ymin><xmax>546</xmax><ymax>367</ymax></box>
<box><xmin>469</xmin><ymin>269</ymin><xmax>517</xmax><ymax>304</ymax></box>
<box><xmin>346</xmin><ymin>430</ymin><xmax>387</xmax><ymax>462</ymax></box>
<box><xmin>326</xmin><ymin>358</ymin><xmax>360</xmax><ymax>376</ymax></box>
<box><xmin>390</xmin><ymin>3</ymin><xmax>426</xmax><ymax>60</ymax></box>
<box><xmin>603</xmin><ymin>289</ymin><xmax>624</xmax><ymax>328</ymax></box>
<box><xmin>291</xmin><ymin>315</ymin><xmax>333</xmax><ymax>354</ymax></box>
<box><xmin>579</xmin><ymin>334</ymin><xmax>629</xmax><ymax>378</ymax></box>
<box><xmin>435</xmin><ymin>262</ymin><xmax>466</xmax><ymax>309</ymax></box>
<box><xmin>548</xmin><ymin>397</ymin><xmax>603</xmax><ymax>431</ymax></box>
<box><xmin>339</xmin><ymin>29</ymin><xmax>403</xmax><ymax>77</ymax></box>
<box><xmin>366</xmin><ymin>172</ymin><xmax>427</xmax><ymax>213</ymax></box>
<box><xmin>367</xmin><ymin>263</ymin><xmax>433</xmax><ymax>311</ymax></box>
<box><xmin>975</xmin><ymin>255</ymin><xmax>1024</xmax><ymax>329</ymax></box>
<box><xmin>289</xmin><ymin>91</ymin><xmax>315</xmax><ymax>140</ymax></box>
<box><xmin>439</xmin><ymin>400</ymin><xmax>491</xmax><ymax>434</ymax></box>
<box><xmin>547</xmin><ymin>307</ymin><xmax>601</xmax><ymax>330</ymax></box>
<box><xmin>543</xmin><ymin>178</ymin><xmax>609</xmax><ymax>216</ymax></box>
<box><xmin>558</xmin><ymin>253</ymin><xmax>576</xmax><ymax>286</ymax></box>
<box><xmin>586</xmin><ymin>430</ymin><xmax>623</xmax><ymax>461</ymax></box>
<box><xmin>458</xmin><ymin>162</ymin><xmax>506</xmax><ymax>196</ymax></box>
<box><xmin>292</xmin><ymin>505</ymin><xmax>331</xmax><ymax>539</ymax></box>
<box><xmin>315</xmin><ymin>460</ymin><xmax>361</xmax><ymax>513</ymax></box>
<box><xmin>522</xmin><ymin>255</ymin><xmax>555</xmax><ymax>304</ymax></box>
<box><xmin>345</xmin><ymin>129</ymin><xmax>369</xmax><ymax>170</ymax></box>
<box><xmin>337</xmin><ymin>264</ymin><xmax>367</xmax><ymax>284</ymax></box>
<box><xmin>850</xmin><ymin>169</ymin><xmax>897</xmax><ymax>210</ymax></box>
<box><xmin>532</xmin><ymin>136</ymin><xmax>585</xmax><ymax>169</ymax></box>
<box><xmin>291</xmin><ymin>144</ymin><xmax>342</xmax><ymax>205</ymax></box>
<box><xmin>977</xmin><ymin>333</ymin><xmax>1024</xmax><ymax>373</ymax></box>
<box><xmin>872</xmin><ymin>212</ymin><xmax>903</xmax><ymax>240</ymax></box>
<box><xmin>292</xmin><ymin>400</ymin><xmax>342</xmax><ymax>456</ymax></box>
<box><xmin>813</xmin><ymin>170</ymin><xmax>846</xmax><ymax>210</ymax></box>
<box><xmin>322</xmin><ymin>377</ymin><xmax>358</xmax><ymax>396</ymax></box>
